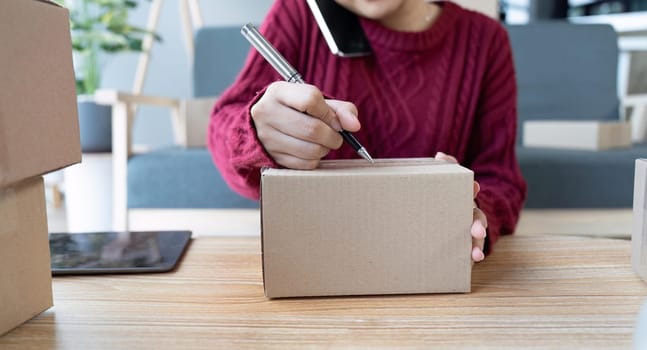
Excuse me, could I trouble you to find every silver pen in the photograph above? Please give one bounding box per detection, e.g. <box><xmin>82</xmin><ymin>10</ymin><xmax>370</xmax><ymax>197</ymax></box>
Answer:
<box><xmin>241</xmin><ymin>23</ymin><xmax>374</xmax><ymax>163</ymax></box>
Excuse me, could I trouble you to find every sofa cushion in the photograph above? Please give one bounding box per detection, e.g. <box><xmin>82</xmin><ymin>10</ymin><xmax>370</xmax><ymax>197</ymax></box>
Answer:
<box><xmin>517</xmin><ymin>144</ymin><xmax>647</xmax><ymax>208</ymax></box>
<box><xmin>127</xmin><ymin>147</ymin><xmax>258</xmax><ymax>209</ymax></box>
<box><xmin>128</xmin><ymin>145</ymin><xmax>645</xmax><ymax>209</ymax></box>
<box><xmin>193</xmin><ymin>27</ymin><xmax>249</xmax><ymax>97</ymax></box>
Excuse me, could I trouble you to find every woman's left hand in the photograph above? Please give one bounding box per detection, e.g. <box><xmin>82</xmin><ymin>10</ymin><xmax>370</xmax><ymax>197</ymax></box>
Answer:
<box><xmin>435</xmin><ymin>152</ymin><xmax>487</xmax><ymax>263</ymax></box>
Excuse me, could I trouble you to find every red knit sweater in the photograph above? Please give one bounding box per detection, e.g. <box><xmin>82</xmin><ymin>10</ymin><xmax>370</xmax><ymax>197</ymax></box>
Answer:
<box><xmin>208</xmin><ymin>0</ymin><xmax>527</xmax><ymax>253</ymax></box>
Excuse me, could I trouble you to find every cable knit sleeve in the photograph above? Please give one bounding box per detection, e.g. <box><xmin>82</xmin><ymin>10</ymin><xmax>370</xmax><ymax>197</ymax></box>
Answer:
<box><xmin>207</xmin><ymin>0</ymin><xmax>306</xmax><ymax>200</ymax></box>
<box><xmin>466</xmin><ymin>24</ymin><xmax>527</xmax><ymax>254</ymax></box>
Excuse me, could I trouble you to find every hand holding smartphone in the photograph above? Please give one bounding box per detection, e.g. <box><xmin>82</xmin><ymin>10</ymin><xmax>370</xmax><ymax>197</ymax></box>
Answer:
<box><xmin>306</xmin><ymin>0</ymin><xmax>372</xmax><ymax>57</ymax></box>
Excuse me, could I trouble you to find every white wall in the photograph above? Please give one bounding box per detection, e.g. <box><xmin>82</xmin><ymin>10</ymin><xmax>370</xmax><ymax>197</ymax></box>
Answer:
<box><xmin>101</xmin><ymin>0</ymin><xmax>273</xmax><ymax>148</ymax></box>
<box><xmin>449</xmin><ymin>0</ymin><xmax>499</xmax><ymax>19</ymax></box>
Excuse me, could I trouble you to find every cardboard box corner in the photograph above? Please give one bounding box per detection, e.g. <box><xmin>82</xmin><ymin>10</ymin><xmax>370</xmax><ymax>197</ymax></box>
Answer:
<box><xmin>0</xmin><ymin>0</ymin><xmax>81</xmax><ymax>189</ymax></box>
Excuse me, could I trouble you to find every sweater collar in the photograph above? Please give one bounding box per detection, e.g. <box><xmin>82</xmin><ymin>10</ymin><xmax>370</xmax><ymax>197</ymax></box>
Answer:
<box><xmin>359</xmin><ymin>1</ymin><xmax>460</xmax><ymax>52</ymax></box>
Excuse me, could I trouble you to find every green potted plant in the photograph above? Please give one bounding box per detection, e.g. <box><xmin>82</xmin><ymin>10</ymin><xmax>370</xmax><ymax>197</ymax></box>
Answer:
<box><xmin>54</xmin><ymin>0</ymin><xmax>161</xmax><ymax>152</ymax></box>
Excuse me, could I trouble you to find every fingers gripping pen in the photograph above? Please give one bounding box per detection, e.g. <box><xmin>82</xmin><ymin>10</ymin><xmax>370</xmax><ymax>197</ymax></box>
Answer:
<box><xmin>241</xmin><ymin>23</ymin><xmax>374</xmax><ymax>163</ymax></box>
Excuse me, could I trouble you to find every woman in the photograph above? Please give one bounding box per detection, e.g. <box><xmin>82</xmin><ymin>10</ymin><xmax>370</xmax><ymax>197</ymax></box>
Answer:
<box><xmin>208</xmin><ymin>0</ymin><xmax>527</xmax><ymax>262</ymax></box>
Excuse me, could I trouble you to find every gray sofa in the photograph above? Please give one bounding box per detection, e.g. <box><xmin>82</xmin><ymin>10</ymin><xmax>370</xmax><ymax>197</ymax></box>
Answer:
<box><xmin>127</xmin><ymin>27</ymin><xmax>258</xmax><ymax>210</ymax></box>
<box><xmin>125</xmin><ymin>22</ymin><xmax>645</xmax><ymax>211</ymax></box>
<box><xmin>510</xmin><ymin>23</ymin><xmax>647</xmax><ymax>208</ymax></box>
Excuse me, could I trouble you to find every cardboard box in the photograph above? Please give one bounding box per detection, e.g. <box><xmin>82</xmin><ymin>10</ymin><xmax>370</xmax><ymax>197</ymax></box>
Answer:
<box><xmin>0</xmin><ymin>0</ymin><xmax>80</xmax><ymax>188</ymax></box>
<box><xmin>0</xmin><ymin>0</ymin><xmax>80</xmax><ymax>335</ymax></box>
<box><xmin>523</xmin><ymin>120</ymin><xmax>631</xmax><ymax>151</ymax></box>
<box><xmin>260</xmin><ymin>158</ymin><xmax>473</xmax><ymax>298</ymax></box>
<box><xmin>633</xmin><ymin>159</ymin><xmax>647</xmax><ymax>282</ymax></box>
<box><xmin>0</xmin><ymin>177</ymin><xmax>53</xmax><ymax>335</ymax></box>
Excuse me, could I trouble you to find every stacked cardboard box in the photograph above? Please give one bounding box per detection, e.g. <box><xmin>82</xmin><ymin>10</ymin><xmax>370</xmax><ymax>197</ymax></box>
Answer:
<box><xmin>523</xmin><ymin>120</ymin><xmax>632</xmax><ymax>151</ymax></box>
<box><xmin>261</xmin><ymin>158</ymin><xmax>473</xmax><ymax>298</ymax></box>
<box><xmin>0</xmin><ymin>0</ymin><xmax>80</xmax><ymax>335</ymax></box>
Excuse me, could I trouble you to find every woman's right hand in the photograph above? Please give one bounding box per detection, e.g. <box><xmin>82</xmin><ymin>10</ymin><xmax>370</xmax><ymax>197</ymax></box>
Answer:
<box><xmin>250</xmin><ymin>81</ymin><xmax>361</xmax><ymax>169</ymax></box>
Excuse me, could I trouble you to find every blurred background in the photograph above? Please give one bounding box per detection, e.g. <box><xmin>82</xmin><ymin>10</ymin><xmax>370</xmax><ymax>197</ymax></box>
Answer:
<box><xmin>58</xmin><ymin>0</ymin><xmax>647</xmax><ymax>151</ymax></box>
<box><xmin>48</xmin><ymin>0</ymin><xmax>647</xmax><ymax>235</ymax></box>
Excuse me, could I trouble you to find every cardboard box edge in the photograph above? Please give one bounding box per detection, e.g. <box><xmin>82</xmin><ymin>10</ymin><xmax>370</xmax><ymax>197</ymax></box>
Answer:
<box><xmin>0</xmin><ymin>176</ymin><xmax>54</xmax><ymax>336</ymax></box>
<box><xmin>633</xmin><ymin>159</ymin><xmax>647</xmax><ymax>281</ymax></box>
<box><xmin>261</xmin><ymin>161</ymin><xmax>474</xmax><ymax>298</ymax></box>
<box><xmin>260</xmin><ymin>167</ymin><xmax>269</xmax><ymax>298</ymax></box>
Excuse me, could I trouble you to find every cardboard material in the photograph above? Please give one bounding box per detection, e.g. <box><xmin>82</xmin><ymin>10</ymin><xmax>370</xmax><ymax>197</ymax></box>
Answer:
<box><xmin>633</xmin><ymin>159</ymin><xmax>647</xmax><ymax>282</ymax></box>
<box><xmin>260</xmin><ymin>158</ymin><xmax>474</xmax><ymax>298</ymax></box>
<box><xmin>0</xmin><ymin>177</ymin><xmax>53</xmax><ymax>335</ymax></box>
<box><xmin>0</xmin><ymin>0</ymin><xmax>80</xmax><ymax>335</ymax></box>
<box><xmin>0</xmin><ymin>0</ymin><xmax>80</xmax><ymax>188</ymax></box>
<box><xmin>523</xmin><ymin>120</ymin><xmax>631</xmax><ymax>151</ymax></box>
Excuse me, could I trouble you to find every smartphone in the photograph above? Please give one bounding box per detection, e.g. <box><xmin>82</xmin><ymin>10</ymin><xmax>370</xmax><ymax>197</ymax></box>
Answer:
<box><xmin>49</xmin><ymin>230</ymin><xmax>192</xmax><ymax>275</ymax></box>
<box><xmin>306</xmin><ymin>0</ymin><xmax>372</xmax><ymax>57</ymax></box>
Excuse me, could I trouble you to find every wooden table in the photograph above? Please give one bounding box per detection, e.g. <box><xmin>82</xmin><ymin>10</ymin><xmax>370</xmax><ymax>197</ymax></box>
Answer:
<box><xmin>2</xmin><ymin>235</ymin><xmax>646</xmax><ymax>349</ymax></box>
